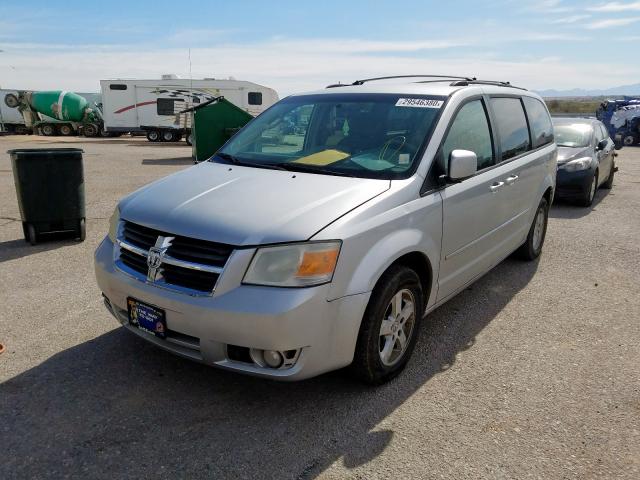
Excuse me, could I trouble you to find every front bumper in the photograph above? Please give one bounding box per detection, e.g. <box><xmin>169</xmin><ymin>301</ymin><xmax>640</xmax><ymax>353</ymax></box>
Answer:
<box><xmin>94</xmin><ymin>237</ymin><xmax>370</xmax><ymax>381</ymax></box>
<box><xmin>555</xmin><ymin>167</ymin><xmax>594</xmax><ymax>198</ymax></box>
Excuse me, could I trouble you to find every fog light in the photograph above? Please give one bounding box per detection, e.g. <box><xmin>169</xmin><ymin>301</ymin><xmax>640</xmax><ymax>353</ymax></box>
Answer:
<box><xmin>263</xmin><ymin>350</ymin><xmax>283</xmax><ymax>368</ymax></box>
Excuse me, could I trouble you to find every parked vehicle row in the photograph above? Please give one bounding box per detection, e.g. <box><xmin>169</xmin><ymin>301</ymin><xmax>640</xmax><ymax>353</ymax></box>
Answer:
<box><xmin>96</xmin><ymin>75</ymin><xmax>558</xmax><ymax>384</ymax></box>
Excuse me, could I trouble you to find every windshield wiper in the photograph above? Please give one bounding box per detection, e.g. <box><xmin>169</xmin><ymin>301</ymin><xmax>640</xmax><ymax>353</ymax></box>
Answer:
<box><xmin>214</xmin><ymin>153</ymin><xmax>287</xmax><ymax>171</ymax></box>
<box><xmin>272</xmin><ymin>162</ymin><xmax>356</xmax><ymax>177</ymax></box>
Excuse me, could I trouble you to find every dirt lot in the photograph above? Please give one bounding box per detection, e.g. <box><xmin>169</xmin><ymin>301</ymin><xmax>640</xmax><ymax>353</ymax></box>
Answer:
<box><xmin>1</xmin><ymin>135</ymin><xmax>638</xmax><ymax>479</ymax></box>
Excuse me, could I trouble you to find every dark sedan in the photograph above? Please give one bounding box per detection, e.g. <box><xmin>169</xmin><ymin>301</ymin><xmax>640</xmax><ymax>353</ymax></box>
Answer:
<box><xmin>553</xmin><ymin>118</ymin><xmax>617</xmax><ymax>206</ymax></box>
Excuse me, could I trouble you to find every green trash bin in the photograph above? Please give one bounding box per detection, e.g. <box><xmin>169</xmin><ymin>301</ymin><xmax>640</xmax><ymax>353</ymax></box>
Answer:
<box><xmin>8</xmin><ymin>148</ymin><xmax>86</xmax><ymax>245</ymax></box>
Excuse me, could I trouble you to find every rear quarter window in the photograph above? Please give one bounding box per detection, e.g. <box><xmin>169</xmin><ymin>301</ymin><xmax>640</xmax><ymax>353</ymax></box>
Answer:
<box><xmin>490</xmin><ymin>97</ymin><xmax>531</xmax><ymax>161</ymax></box>
<box><xmin>523</xmin><ymin>97</ymin><xmax>553</xmax><ymax>148</ymax></box>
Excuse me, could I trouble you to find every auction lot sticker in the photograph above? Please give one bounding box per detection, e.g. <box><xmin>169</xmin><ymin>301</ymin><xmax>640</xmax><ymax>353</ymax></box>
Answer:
<box><xmin>395</xmin><ymin>98</ymin><xmax>444</xmax><ymax>108</ymax></box>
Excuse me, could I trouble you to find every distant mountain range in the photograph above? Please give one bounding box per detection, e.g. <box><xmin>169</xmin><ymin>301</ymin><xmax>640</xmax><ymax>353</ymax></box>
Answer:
<box><xmin>537</xmin><ymin>83</ymin><xmax>640</xmax><ymax>98</ymax></box>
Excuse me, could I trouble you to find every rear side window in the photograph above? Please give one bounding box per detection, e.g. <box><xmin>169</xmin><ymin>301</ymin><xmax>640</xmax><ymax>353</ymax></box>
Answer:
<box><xmin>441</xmin><ymin>99</ymin><xmax>494</xmax><ymax>170</ymax></box>
<box><xmin>157</xmin><ymin>98</ymin><xmax>177</xmax><ymax>115</ymax></box>
<box><xmin>490</xmin><ymin>97</ymin><xmax>531</xmax><ymax>161</ymax></box>
<box><xmin>523</xmin><ymin>97</ymin><xmax>553</xmax><ymax>148</ymax></box>
<box><xmin>109</xmin><ymin>84</ymin><xmax>127</xmax><ymax>90</ymax></box>
<box><xmin>248</xmin><ymin>92</ymin><xmax>263</xmax><ymax>105</ymax></box>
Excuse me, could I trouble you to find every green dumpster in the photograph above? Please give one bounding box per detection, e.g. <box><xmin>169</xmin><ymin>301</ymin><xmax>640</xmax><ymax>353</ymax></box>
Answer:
<box><xmin>8</xmin><ymin>148</ymin><xmax>86</xmax><ymax>245</ymax></box>
<box><xmin>187</xmin><ymin>96</ymin><xmax>254</xmax><ymax>162</ymax></box>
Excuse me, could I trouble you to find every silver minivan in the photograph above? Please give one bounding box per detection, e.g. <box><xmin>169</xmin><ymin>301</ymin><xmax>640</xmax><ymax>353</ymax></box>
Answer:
<box><xmin>95</xmin><ymin>76</ymin><xmax>557</xmax><ymax>384</ymax></box>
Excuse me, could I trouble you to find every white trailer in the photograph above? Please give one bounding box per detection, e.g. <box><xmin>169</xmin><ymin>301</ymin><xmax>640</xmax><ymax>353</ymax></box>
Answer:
<box><xmin>1</xmin><ymin>89</ymin><xmax>101</xmax><ymax>136</ymax></box>
<box><xmin>100</xmin><ymin>76</ymin><xmax>278</xmax><ymax>142</ymax></box>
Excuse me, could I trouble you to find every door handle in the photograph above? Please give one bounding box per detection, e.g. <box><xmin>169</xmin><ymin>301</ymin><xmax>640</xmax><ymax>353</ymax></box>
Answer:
<box><xmin>489</xmin><ymin>181</ymin><xmax>504</xmax><ymax>192</ymax></box>
<box><xmin>505</xmin><ymin>174</ymin><xmax>519</xmax><ymax>185</ymax></box>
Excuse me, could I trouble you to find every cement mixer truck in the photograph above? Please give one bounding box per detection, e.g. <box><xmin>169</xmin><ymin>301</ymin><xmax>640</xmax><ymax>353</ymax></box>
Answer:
<box><xmin>4</xmin><ymin>90</ymin><xmax>104</xmax><ymax>137</ymax></box>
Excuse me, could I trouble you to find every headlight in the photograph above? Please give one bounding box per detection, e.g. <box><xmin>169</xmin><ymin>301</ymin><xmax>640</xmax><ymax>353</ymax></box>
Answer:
<box><xmin>108</xmin><ymin>206</ymin><xmax>120</xmax><ymax>242</ymax></box>
<box><xmin>561</xmin><ymin>157</ymin><xmax>592</xmax><ymax>172</ymax></box>
<box><xmin>243</xmin><ymin>241</ymin><xmax>341</xmax><ymax>287</ymax></box>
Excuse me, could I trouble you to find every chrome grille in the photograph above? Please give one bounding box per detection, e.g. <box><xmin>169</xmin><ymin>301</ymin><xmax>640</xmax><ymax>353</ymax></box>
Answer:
<box><xmin>115</xmin><ymin>220</ymin><xmax>234</xmax><ymax>295</ymax></box>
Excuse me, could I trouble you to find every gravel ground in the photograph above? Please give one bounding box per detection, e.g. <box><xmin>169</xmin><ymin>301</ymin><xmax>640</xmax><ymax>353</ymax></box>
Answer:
<box><xmin>0</xmin><ymin>135</ymin><xmax>638</xmax><ymax>479</ymax></box>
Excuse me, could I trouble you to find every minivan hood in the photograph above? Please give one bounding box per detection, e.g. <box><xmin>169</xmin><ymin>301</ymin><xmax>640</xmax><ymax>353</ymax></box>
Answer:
<box><xmin>557</xmin><ymin>146</ymin><xmax>591</xmax><ymax>164</ymax></box>
<box><xmin>119</xmin><ymin>162</ymin><xmax>390</xmax><ymax>246</ymax></box>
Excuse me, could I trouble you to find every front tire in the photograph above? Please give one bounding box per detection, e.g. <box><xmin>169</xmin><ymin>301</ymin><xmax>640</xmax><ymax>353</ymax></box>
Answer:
<box><xmin>601</xmin><ymin>162</ymin><xmax>615</xmax><ymax>190</ymax></box>
<box><xmin>579</xmin><ymin>171</ymin><xmax>598</xmax><ymax>207</ymax></box>
<box><xmin>351</xmin><ymin>265</ymin><xmax>423</xmax><ymax>385</ymax></box>
<box><xmin>517</xmin><ymin>196</ymin><xmax>549</xmax><ymax>261</ymax></box>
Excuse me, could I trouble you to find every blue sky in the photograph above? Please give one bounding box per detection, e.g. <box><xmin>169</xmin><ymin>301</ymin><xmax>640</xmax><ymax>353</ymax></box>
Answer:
<box><xmin>1</xmin><ymin>0</ymin><xmax>639</xmax><ymax>95</ymax></box>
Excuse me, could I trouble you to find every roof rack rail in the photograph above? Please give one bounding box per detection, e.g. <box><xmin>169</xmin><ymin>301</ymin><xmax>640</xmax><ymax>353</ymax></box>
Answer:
<box><xmin>450</xmin><ymin>79</ymin><xmax>528</xmax><ymax>91</ymax></box>
<box><xmin>351</xmin><ymin>75</ymin><xmax>475</xmax><ymax>86</ymax></box>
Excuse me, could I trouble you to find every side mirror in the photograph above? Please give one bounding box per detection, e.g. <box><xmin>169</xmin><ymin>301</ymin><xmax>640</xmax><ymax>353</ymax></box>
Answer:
<box><xmin>596</xmin><ymin>139</ymin><xmax>608</xmax><ymax>151</ymax></box>
<box><xmin>448</xmin><ymin>149</ymin><xmax>477</xmax><ymax>181</ymax></box>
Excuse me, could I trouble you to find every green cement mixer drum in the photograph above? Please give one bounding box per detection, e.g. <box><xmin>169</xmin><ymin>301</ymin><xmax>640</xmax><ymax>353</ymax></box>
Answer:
<box><xmin>29</xmin><ymin>91</ymin><xmax>88</xmax><ymax>122</ymax></box>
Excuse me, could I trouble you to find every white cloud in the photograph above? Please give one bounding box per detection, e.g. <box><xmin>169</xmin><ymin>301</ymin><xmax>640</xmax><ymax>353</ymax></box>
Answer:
<box><xmin>585</xmin><ymin>16</ymin><xmax>640</xmax><ymax>28</ymax></box>
<box><xmin>0</xmin><ymin>38</ymin><xmax>638</xmax><ymax>95</ymax></box>
<box><xmin>527</xmin><ymin>0</ymin><xmax>574</xmax><ymax>13</ymax></box>
<box><xmin>550</xmin><ymin>14</ymin><xmax>591</xmax><ymax>23</ymax></box>
<box><xmin>588</xmin><ymin>2</ymin><xmax>640</xmax><ymax>12</ymax></box>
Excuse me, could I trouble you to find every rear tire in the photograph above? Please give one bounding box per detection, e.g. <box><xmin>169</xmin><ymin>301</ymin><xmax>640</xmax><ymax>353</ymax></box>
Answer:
<box><xmin>5</xmin><ymin>93</ymin><xmax>19</xmax><ymax>108</ymax></box>
<box><xmin>602</xmin><ymin>163</ymin><xmax>615</xmax><ymax>190</ymax></box>
<box><xmin>40</xmin><ymin>124</ymin><xmax>55</xmax><ymax>136</ymax></box>
<box><xmin>517</xmin><ymin>197</ymin><xmax>549</xmax><ymax>261</ymax></box>
<box><xmin>351</xmin><ymin>265</ymin><xmax>423</xmax><ymax>385</ymax></box>
<box><xmin>83</xmin><ymin>123</ymin><xmax>99</xmax><ymax>137</ymax></box>
<box><xmin>26</xmin><ymin>223</ymin><xmax>37</xmax><ymax>246</ymax></box>
<box><xmin>146</xmin><ymin>130</ymin><xmax>160</xmax><ymax>142</ymax></box>
<box><xmin>162</xmin><ymin>130</ymin><xmax>176</xmax><ymax>142</ymax></box>
<box><xmin>76</xmin><ymin>218</ymin><xmax>86</xmax><ymax>242</ymax></box>
<box><xmin>58</xmin><ymin>124</ymin><xmax>73</xmax><ymax>136</ymax></box>
<box><xmin>623</xmin><ymin>135</ymin><xmax>637</xmax><ymax>146</ymax></box>
<box><xmin>185</xmin><ymin>132</ymin><xmax>193</xmax><ymax>146</ymax></box>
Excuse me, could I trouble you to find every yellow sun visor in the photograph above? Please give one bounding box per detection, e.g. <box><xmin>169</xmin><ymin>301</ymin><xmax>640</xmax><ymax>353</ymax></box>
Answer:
<box><xmin>293</xmin><ymin>149</ymin><xmax>350</xmax><ymax>166</ymax></box>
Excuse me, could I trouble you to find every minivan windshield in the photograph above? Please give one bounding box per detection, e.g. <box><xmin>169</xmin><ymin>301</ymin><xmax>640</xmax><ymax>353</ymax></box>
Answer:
<box><xmin>554</xmin><ymin>124</ymin><xmax>593</xmax><ymax>148</ymax></box>
<box><xmin>215</xmin><ymin>93</ymin><xmax>445</xmax><ymax>179</ymax></box>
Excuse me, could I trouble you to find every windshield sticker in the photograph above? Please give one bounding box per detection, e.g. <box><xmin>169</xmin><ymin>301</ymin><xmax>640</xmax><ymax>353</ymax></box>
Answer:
<box><xmin>395</xmin><ymin>98</ymin><xmax>443</xmax><ymax>108</ymax></box>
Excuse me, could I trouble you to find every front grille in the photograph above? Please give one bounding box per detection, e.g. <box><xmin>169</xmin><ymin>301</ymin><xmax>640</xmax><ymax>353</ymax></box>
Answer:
<box><xmin>122</xmin><ymin>222</ymin><xmax>157</xmax><ymax>250</ymax></box>
<box><xmin>116</xmin><ymin>220</ymin><xmax>234</xmax><ymax>295</ymax></box>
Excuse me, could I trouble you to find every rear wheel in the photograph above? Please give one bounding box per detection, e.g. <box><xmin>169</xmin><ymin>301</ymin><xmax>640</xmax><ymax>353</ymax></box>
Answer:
<box><xmin>517</xmin><ymin>197</ymin><xmax>549</xmax><ymax>261</ymax></box>
<box><xmin>146</xmin><ymin>130</ymin><xmax>160</xmax><ymax>142</ymax></box>
<box><xmin>4</xmin><ymin>93</ymin><xmax>19</xmax><ymax>108</ymax></box>
<box><xmin>40</xmin><ymin>124</ymin><xmax>55</xmax><ymax>136</ymax></box>
<box><xmin>351</xmin><ymin>265</ymin><xmax>423</xmax><ymax>385</ymax></box>
<box><xmin>76</xmin><ymin>218</ymin><xmax>86</xmax><ymax>242</ymax></box>
<box><xmin>58</xmin><ymin>124</ymin><xmax>73</xmax><ymax>136</ymax></box>
<box><xmin>623</xmin><ymin>135</ymin><xmax>637</xmax><ymax>146</ymax></box>
<box><xmin>26</xmin><ymin>223</ymin><xmax>37</xmax><ymax>246</ymax></box>
<box><xmin>162</xmin><ymin>130</ymin><xmax>176</xmax><ymax>142</ymax></box>
<box><xmin>83</xmin><ymin>123</ymin><xmax>99</xmax><ymax>137</ymax></box>
<box><xmin>185</xmin><ymin>132</ymin><xmax>193</xmax><ymax>146</ymax></box>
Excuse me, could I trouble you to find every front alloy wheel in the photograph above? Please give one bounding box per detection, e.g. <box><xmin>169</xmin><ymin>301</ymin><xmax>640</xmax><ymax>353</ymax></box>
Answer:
<box><xmin>351</xmin><ymin>265</ymin><xmax>423</xmax><ymax>384</ymax></box>
<box><xmin>379</xmin><ymin>289</ymin><xmax>416</xmax><ymax>366</ymax></box>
